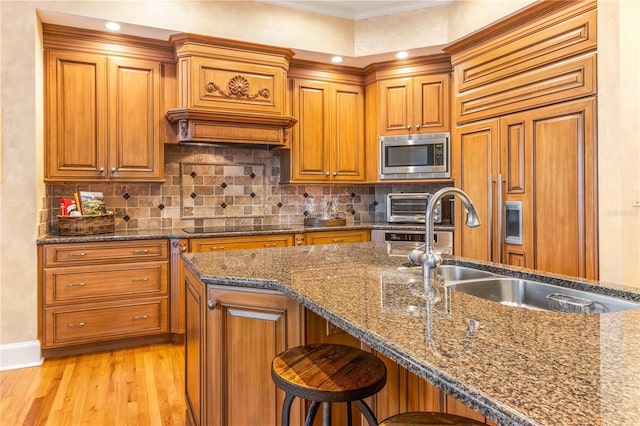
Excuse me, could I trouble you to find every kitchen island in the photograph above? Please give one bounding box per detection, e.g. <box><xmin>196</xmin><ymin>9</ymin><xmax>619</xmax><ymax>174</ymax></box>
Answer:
<box><xmin>182</xmin><ymin>242</ymin><xmax>640</xmax><ymax>426</ymax></box>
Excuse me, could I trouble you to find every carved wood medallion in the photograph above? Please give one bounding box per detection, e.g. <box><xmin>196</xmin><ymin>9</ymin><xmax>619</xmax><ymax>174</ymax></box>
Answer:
<box><xmin>205</xmin><ymin>75</ymin><xmax>270</xmax><ymax>99</ymax></box>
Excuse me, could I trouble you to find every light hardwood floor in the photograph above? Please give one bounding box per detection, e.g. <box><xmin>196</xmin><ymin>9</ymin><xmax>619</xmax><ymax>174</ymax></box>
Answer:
<box><xmin>0</xmin><ymin>343</ymin><xmax>186</xmax><ymax>426</ymax></box>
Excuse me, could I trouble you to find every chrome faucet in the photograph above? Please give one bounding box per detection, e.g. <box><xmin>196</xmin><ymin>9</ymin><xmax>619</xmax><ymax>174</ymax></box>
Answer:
<box><xmin>409</xmin><ymin>187</ymin><xmax>481</xmax><ymax>282</ymax></box>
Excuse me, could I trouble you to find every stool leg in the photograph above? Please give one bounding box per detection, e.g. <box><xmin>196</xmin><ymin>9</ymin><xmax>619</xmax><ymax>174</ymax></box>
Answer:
<box><xmin>305</xmin><ymin>401</ymin><xmax>321</xmax><ymax>426</ymax></box>
<box><xmin>322</xmin><ymin>402</ymin><xmax>331</xmax><ymax>426</ymax></box>
<box><xmin>281</xmin><ymin>393</ymin><xmax>295</xmax><ymax>426</ymax></box>
<box><xmin>353</xmin><ymin>400</ymin><xmax>378</xmax><ymax>426</ymax></box>
<box><xmin>346</xmin><ymin>401</ymin><xmax>353</xmax><ymax>426</ymax></box>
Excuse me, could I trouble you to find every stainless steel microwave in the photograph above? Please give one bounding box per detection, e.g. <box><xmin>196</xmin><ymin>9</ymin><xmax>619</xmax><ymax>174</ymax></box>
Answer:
<box><xmin>380</xmin><ymin>133</ymin><xmax>450</xmax><ymax>180</ymax></box>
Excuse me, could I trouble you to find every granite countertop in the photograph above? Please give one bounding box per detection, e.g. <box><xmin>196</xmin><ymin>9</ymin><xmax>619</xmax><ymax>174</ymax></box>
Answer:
<box><xmin>182</xmin><ymin>242</ymin><xmax>640</xmax><ymax>426</ymax></box>
<box><xmin>36</xmin><ymin>221</ymin><xmax>454</xmax><ymax>244</ymax></box>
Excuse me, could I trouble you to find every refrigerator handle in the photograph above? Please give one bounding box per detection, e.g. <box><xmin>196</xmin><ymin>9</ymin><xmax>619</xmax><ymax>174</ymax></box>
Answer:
<box><xmin>497</xmin><ymin>173</ymin><xmax>504</xmax><ymax>263</ymax></box>
<box><xmin>488</xmin><ymin>174</ymin><xmax>493</xmax><ymax>261</ymax></box>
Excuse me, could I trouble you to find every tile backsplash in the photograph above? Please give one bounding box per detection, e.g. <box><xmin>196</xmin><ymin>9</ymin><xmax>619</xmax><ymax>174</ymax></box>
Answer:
<box><xmin>43</xmin><ymin>144</ymin><xmax>449</xmax><ymax>235</ymax></box>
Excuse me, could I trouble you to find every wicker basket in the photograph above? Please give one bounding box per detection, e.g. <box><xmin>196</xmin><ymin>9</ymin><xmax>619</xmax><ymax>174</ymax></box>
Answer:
<box><xmin>57</xmin><ymin>213</ymin><xmax>115</xmax><ymax>236</ymax></box>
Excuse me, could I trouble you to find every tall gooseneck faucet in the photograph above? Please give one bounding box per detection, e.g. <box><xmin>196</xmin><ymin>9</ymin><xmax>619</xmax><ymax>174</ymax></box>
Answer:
<box><xmin>409</xmin><ymin>187</ymin><xmax>481</xmax><ymax>282</ymax></box>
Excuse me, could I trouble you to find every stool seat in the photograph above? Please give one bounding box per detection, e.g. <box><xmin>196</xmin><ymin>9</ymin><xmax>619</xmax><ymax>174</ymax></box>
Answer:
<box><xmin>272</xmin><ymin>343</ymin><xmax>387</xmax><ymax>426</ymax></box>
<box><xmin>379</xmin><ymin>412</ymin><xmax>486</xmax><ymax>425</ymax></box>
<box><xmin>272</xmin><ymin>343</ymin><xmax>387</xmax><ymax>402</ymax></box>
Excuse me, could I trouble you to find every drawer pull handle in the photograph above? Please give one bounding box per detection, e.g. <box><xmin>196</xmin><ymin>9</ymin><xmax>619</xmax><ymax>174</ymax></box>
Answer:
<box><xmin>132</xmin><ymin>277</ymin><xmax>149</xmax><ymax>282</ymax></box>
<box><xmin>263</xmin><ymin>243</ymin><xmax>277</xmax><ymax>247</ymax></box>
<box><xmin>67</xmin><ymin>282</ymin><xmax>86</xmax><ymax>287</ymax></box>
<box><xmin>332</xmin><ymin>238</ymin><xmax>344</xmax><ymax>243</ymax></box>
<box><xmin>68</xmin><ymin>322</ymin><xmax>86</xmax><ymax>327</ymax></box>
<box><xmin>132</xmin><ymin>315</ymin><xmax>149</xmax><ymax>321</ymax></box>
<box><xmin>209</xmin><ymin>246</ymin><xmax>225</xmax><ymax>251</ymax></box>
<box><xmin>68</xmin><ymin>252</ymin><xmax>86</xmax><ymax>257</ymax></box>
<box><xmin>132</xmin><ymin>249</ymin><xmax>149</xmax><ymax>254</ymax></box>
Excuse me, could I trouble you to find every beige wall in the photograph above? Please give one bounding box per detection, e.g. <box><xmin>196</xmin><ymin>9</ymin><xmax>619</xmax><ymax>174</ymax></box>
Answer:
<box><xmin>597</xmin><ymin>0</ymin><xmax>640</xmax><ymax>286</ymax></box>
<box><xmin>1</xmin><ymin>1</ymin><xmax>638</xmax><ymax>352</ymax></box>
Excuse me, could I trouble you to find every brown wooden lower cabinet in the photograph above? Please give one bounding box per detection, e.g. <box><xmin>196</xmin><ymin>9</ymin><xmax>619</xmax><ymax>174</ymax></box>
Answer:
<box><xmin>184</xmin><ymin>267</ymin><xmax>304</xmax><ymax>426</ymax></box>
<box><xmin>39</xmin><ymin>239</ymin><xmax>170</xmax><ymax>356</ymax></box>
<box><xmin>185</xmin><ymin>277</ymin><xmax>494</xmax><ymax>426</ymax></box>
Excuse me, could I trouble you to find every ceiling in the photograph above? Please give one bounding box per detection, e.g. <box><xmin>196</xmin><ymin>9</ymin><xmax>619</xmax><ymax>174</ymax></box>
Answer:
<box><xmin>260</xmin><ymin>1</ymin><xmax>451</xmax><ymax>19</ymax></box>
<box><xmin>37</xmin><ymin>1</ymin><xmax>452</xmax><ymax>68</ymax></box>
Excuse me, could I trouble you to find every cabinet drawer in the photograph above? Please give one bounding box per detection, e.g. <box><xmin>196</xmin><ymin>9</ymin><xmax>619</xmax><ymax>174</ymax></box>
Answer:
<box><xmin>44</xmin><ymin>262</ymin><xmax>168</xmax><ymax>305</ymax></box>
<box><xmin>190</xmin><ymin>234</ymin><xmax>293</xmax><ymax>252</ymax></box>
<box><xmin>44</xmin><ymin>298</ymin><xmax>168</xmax><ymax>347</ymax></box>
<box><xmin>305</xmin><ymin>230</ymin><xmax>370</xmax><ymax>245</ymax></box>
<box><xmin>43</xmin><ymin>239</ymin><xmax>168</xmax><ymax>266</ymax></box>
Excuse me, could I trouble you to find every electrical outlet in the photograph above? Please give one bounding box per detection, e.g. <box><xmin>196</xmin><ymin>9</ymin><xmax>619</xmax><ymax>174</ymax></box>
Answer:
<box><xmin>634</xmin><ymin>187</ymin><xmax>640</xmax><ymax>207</ymax></box>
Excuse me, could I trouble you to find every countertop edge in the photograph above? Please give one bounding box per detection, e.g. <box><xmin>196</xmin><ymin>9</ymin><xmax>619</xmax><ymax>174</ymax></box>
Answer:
<box><xmin>36</xmin><ymin>222</ymin><xmax>455</xmax><ymax>244</ymax></box>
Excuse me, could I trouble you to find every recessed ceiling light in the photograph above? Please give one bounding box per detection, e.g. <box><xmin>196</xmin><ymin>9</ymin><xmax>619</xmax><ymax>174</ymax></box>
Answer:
<box><xmin>105</xmin><ymin>22</ymin><xmax>121</xmax><ymax>31</ymax></box>
<box><xmin>396</xmin><ymin>51</ymin><xmax>409</xmax><ymax>59</ymax></box>
<box><xmin>331</xmin><ymin>56</ymin><xmax>343</xmax><ymax>63</ymax></box>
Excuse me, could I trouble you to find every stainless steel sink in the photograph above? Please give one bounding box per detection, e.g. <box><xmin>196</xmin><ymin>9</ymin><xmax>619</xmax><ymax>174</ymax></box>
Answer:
<box><xmin>446</xmin><ymin>278</ymin><xmax>640</xmax><ymax>313</ymax></box>
<box><xmin>436</xmin><ymin>265</ymin><xmax>497</xmax><ymax>281</ymax></box>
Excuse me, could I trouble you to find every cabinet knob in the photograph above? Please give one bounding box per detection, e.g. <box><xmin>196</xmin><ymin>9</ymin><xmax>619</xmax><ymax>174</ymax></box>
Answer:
<box><xmin>181</xmin><ymin>244</ymin><xmax>187</xmax><ymax>252</ymax></box>
<box><xmin>325</xmin><ymin>172</ymin><xmax>330</xmax><ymax>176</ymax></box>
<box><xmin>98</xmin><ymin>167</ymin><xmax>105</xmax><ymax>174</ymax></box>
<box><xmin>207</xmin><ymin>300</ymin><xmax>217</xmax><ymax>310</ymax></box>
<box><xmin>416</xmin><ymin>124</ymin><xmax>421</xmax><ymax>130</ymax></box>
<box><xmin>333</xmin><ymin>172</ymin><xmax>337</xmax><ymax>176</ymax></box>
<box><xmin>407</xmin><ymin>125</ymin><xmax>411</xmax><ymax>130</ymax></box>
<box><xmin>110</xmin><ymin>167</ymin><xmax>116</xmax><ymax>174</ymax></box>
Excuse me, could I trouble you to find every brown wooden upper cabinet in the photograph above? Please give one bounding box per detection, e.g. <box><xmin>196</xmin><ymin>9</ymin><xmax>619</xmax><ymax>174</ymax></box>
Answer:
<box><xmin>378</xmin><ymin>74</ymin><xmax>450</xmax><ymax>136</ymax></box>
<box><xmin>282</xmin><ymin>63</ymin><xmax>366</xmax><ymax>183</ymax></box>
<box><xmin>43</xmin><ymin>25</ymin><xmax>173</xmax><ymax>182</ymax></box>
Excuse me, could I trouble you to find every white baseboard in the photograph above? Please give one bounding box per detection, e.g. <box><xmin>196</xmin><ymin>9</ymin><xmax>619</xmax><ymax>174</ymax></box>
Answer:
<box><xmin>0</xmin><ymin>340</ymin><xmax>43</xmax><ymax>371</ymax></box>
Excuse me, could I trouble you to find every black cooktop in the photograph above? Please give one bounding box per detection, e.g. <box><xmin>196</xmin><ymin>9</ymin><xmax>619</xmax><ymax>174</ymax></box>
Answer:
<box><xmin>181</xmin><ymin>224</ymin><xmax>292</xmax><ymax>234</ymax></box>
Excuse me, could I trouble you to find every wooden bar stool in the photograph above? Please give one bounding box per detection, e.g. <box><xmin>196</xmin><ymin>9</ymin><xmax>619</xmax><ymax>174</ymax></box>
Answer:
<box><xmin>271</xmin><ymin>343</ymin><xmax>387</xmax><ymax>426</ymax></box>
<box><xmin>379</xmin><ymin>412</ymin><xmax>486</xmax><ymax>425</ymax></box>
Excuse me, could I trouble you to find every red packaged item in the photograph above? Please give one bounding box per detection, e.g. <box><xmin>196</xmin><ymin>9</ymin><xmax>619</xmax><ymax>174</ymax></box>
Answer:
<box><xmin>60</xmin><ymin>199</ymin><xmax>77</xmax><ymax>216</ymax></box>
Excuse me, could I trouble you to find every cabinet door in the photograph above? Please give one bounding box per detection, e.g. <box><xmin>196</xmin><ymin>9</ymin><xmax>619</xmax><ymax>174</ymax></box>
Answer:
<box><xmin>207</xmin><ymin>287</ymin><xmax>303</xmax><ymax>426</ymax></box>
<box><xmin>292</xmin><ymin>79</ymin><xmax>331</xmax><ymax>181</ymax></box>
<box><xmin>331</xmin><ymin>83</ymin><xmax>366</xmax><ymax>181</ymax></box>
<box><xmin>454</xmin><ymin>119</ymin><xmax>500</xmax><ymax>262</ymax></box>
<box><xmin>184</xmin><ymin>268</ymin><xmax>205</xmax><ymax>426</ymax></box>
<box><xmin>413</xmin><ymin>74</ymin><xmax>450</xmax><ymax>133</ymax></box>
<box><xmin>379</xmin><ymin>78</ymin><xmax>412</xmax><ymax>135</ymax></box>
<box><xmin>502</xmin><ymin>98</ymin><xmax>597</xmax><ymax>279</ymax></box>
<box><xmin>45</xmin><ymin>50</ymin><xmax>108</xmax><ymax>181</ymax></box>
<box><xmin>108</xmin><ymin>57</ymin><xmax>163</xmax><ymax>181</ymax></box>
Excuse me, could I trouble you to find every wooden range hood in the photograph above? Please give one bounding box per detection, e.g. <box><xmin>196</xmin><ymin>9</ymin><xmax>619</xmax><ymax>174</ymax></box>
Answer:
<box><xmin>165</xmin><ymin>33</ymin><xmax>297</xmax><ymax>146</ymax></box>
